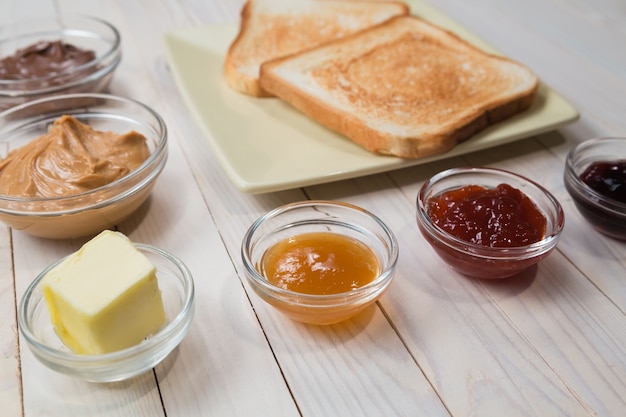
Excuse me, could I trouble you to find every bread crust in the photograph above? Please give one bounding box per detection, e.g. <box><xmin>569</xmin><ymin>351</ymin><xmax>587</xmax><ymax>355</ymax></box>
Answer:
<box><xmin>224</xmin><ymin>0</ymin><xmax>410</xmax><ymax>97</ymax></box>
<box><xmin>260</xmin><ymin>15</ymin><xmax>539</xmax><ymax>158</ymax></box>
<box><xmin>224</xmin><ymin>1</ymin><xmax>271</xmax><ymax>97</ymax></box>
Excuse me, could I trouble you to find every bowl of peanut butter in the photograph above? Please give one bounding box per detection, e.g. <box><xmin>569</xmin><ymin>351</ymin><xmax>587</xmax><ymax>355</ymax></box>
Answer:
<box><xmin>0</xmin><ymin>14</ymin><xmax>121</xmax><ymax>110</ymax></box>
<box><xmin>0</xmin><ymin>93</ymin><xmax>167</xmax><ymax>239</ymax></box>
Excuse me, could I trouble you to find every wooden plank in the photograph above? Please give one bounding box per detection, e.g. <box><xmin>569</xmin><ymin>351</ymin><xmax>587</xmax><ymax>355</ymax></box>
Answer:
<box><xmin>0</xmin><ymin>226</ymin><xmax>21</xmax><ymax>417</ymax></box>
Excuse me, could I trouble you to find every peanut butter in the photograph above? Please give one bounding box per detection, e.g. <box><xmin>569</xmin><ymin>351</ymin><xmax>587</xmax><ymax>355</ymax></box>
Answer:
<box><xmin>0</xmin><ymin>115</ymin><xmax>150</xmax><ymax>198</ymax></box>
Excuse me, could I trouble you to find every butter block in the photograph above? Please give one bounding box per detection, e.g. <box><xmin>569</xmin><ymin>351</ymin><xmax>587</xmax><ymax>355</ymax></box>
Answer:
<box><xmin>41</xmin><ymin>230</ymin><xmax>166</xmax><ymax>355</ymax></box>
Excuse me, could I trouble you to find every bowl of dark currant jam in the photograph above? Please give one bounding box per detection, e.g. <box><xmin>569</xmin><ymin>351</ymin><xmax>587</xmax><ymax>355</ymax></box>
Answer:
<box><xmin>416</xmin><ymin>167</ymin><xmax>565</xmax><ymax>279</ymax></box>
<box><xmin>564</xmin><ymin>137</ymin><xmax>626</xmax><ymax>240</ymax></box>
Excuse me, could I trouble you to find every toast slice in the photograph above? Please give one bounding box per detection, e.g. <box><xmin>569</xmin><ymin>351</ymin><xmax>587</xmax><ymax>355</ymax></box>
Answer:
<box><xmin>260</xmin><ymin>15</ymin><xmax>540</xmax><ymax>159</ymax></box>
<box><xmin>224</xmin><ymin>0</ymin><xmax>409</xmax><ymax>97</ymax></box>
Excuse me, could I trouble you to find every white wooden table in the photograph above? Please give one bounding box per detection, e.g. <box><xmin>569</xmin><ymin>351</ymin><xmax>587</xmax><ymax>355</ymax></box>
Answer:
<box><xmin>1</xmin><ymin>0</ymin><xmax>625</xmax><ymax>416</ymax></box>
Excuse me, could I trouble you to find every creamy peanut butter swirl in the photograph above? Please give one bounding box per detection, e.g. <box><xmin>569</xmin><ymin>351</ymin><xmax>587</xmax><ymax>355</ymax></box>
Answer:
<box><xmin>0</xmin><ymin>115</ymin><xmax>150</xmax><ymax>198</ymax></box>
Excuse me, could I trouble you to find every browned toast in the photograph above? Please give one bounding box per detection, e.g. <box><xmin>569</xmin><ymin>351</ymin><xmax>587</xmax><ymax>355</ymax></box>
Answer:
<box><xmin>224</xmin><ymin>0</ymin><xmax>409</xmax><ymax>97</ymax></box>
<box><xmin>259</xmin><ymin>15</ymin><xmax>540</xmax><ymax>159</ymax></box>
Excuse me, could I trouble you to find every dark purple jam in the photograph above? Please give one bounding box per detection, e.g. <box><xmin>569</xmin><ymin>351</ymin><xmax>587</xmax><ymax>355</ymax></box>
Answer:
<box><xmin>580</xmin><ymin>160</ymin><xmax>626</xmax><ymax>204</ymax></box>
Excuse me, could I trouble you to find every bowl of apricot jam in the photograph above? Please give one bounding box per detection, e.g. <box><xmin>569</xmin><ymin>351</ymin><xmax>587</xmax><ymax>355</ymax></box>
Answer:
<box><xmin>241</xmin><ymin>200</ymin><xmax>398</xmax><ymax>325</ymax></box>
<box><xmin>564</xmin><ymin>137</ymin><xmax>626</xmax><ymax>240</ymax></box>
<box><xmin>416</xmin><ymin>167</ymin><xmax>564</xmax><ymax>279</ymax></box>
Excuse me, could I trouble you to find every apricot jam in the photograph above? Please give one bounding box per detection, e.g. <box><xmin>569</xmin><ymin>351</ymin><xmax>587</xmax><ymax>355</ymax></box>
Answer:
<box><xmin>427</xmin><ymin>183</ymin><xmax>547</xmax><ymax>247</ymax></box>
<box><xmin>260</xmin><ymin>232</ymin><xmax>379</xmax><ymax>295</ymax></box>
<box><xmin>580</xmin><ymin>160</ymin><xmax>626</xmax><ymax>203</ymax></box>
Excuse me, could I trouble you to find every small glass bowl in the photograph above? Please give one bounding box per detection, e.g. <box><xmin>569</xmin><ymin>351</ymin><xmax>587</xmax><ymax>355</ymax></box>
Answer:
<box><xmin>416</xmin><ymin>167</ymin><xmax>565</xmax><ymax>279</ymax></box>
<box><xmin>0</xmin><ymin>14</ymin><xmax>121</xmax><ymax>110</ymax></box>
<box><xmin>18</xmin><ymin>243</ymin><xmax>195</xmax><ymax>382</ymax></box>
<box><xmin>241</xmin><ymin>200</ymin><xmax>399</xmax><ymax>325</ymax></box>
<box><xmin>564</xmin><ymin>137</ymin><xmax>626</xmax><ymax>240</ymax></box>
<box><xmin>0</xmin><ymin>93</ymin><xmax>168</xmax><ymax>239</ymax></box>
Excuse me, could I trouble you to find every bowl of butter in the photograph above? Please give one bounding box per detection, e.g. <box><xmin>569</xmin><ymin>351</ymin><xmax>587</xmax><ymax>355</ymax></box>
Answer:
<box><xmin>18</xmin><ymin>230</ymin><xmax>195</xmax><ymax>382</ymax></box>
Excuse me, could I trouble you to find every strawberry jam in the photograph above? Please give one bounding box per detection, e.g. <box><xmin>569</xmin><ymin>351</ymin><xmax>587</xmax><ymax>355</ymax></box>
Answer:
<box><xmin>427</xmin><ymin>183</ymin><xmax>547</xmax><ymax>247</ymax></box>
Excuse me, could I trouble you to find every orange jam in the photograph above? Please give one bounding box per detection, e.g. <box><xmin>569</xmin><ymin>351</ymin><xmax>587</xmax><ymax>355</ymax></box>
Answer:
<box><xmin>260</xmin><ymin>232</ymin><xmax>379</xmax><ymax>295</ymax></box>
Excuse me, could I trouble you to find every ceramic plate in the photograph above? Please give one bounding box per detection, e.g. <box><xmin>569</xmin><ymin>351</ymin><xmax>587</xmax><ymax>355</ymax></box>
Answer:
<box><xmin>163</xmin><ymin>0</ymin><xmax>578</xmax><ymax>194</ymax></box>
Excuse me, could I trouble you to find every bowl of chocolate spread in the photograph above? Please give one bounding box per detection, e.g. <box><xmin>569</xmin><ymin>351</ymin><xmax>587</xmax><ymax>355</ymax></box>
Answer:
<box><xmin>0</xmin><ymin>14</ymin><xmax>121</xmax><ymax>110</ymax></box>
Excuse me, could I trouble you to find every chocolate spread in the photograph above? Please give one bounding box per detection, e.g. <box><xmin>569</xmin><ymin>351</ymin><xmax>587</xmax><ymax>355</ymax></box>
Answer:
<box><xmin>0</xmin><ymin>40</ymin><xmax>96</xmax><ymax>87</ymax></box>
<box><xmin>0</xmin><ymin>115</ymin><xmax>151</xmax><ymax>198</ymax></box>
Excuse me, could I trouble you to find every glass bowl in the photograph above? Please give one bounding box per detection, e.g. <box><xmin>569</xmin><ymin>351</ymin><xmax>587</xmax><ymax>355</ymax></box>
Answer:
<box><xmin>241</xmin><ymin>200</ymin><xmax>399</xmax><ymax>325</ymax></box>
<box><xmin>0</xmin><ymin>14</ymin><xmax>121</xmax><ymax>110</ymax></box>
<box><xmin>564</xmin><ymin>137</ymin><xmax>626</xmax><ymax>240</ymax></box>
<box><xmin>0</xmin><ymin>93</ymin><xmax>168</xmax><ymax>239</ymax></box>
<box><xmin>416</xmin><ymin>167</ymin><xmax>565</xmax><ymax>279</ymax></box>
<box><xmin>18</xmin><ymin>243</ymin><xmax>195</xmax><ymax>382</ymax></box>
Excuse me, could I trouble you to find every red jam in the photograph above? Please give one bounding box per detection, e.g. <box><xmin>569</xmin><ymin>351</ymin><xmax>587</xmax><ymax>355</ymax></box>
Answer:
<box><xmin>579</xmin><ymin>160</ymin><xmax>626</xmax><ymax>204</ymax></box>
<box><xmin>427</xmin><ymin>183</ymin><xmax>547</xmax><ymax>247</ymax></box>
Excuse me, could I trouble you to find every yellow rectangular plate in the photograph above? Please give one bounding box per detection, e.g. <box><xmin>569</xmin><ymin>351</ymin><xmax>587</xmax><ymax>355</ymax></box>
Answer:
<box><xmin>163</xmin><ymin>0</ymin><xmax>578</xmax><ymax>194</ymax></box>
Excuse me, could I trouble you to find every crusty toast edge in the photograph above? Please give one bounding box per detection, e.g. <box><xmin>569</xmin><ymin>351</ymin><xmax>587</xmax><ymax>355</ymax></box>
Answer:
<box><xmin>224</xmin><ymin>1</ymin><xmax>271</xmax><ymax>97</ymax></box>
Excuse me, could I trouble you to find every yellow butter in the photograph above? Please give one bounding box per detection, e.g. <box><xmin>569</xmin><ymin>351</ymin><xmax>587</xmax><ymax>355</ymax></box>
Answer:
<box><xmin>41</xmin><ymin>230</ymin><xmax>166</xmax><ymax>355</ymax></box>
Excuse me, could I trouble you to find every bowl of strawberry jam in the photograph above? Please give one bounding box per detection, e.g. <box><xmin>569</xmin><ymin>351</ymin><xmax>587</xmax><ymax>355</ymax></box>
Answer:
<box><xmin>564</xmin><ymin>137</ymin><xmax>626</xmax><ymax>240</ymax></box>
<box><xmin>241</xmin><ymin>200</ymin><xmax>398</xmax><ymax>325</ymax></box>
<box><xmin>416</xmin><ymin>167</ymin><xmax>564</xmax><ymax>279</ymax></box>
